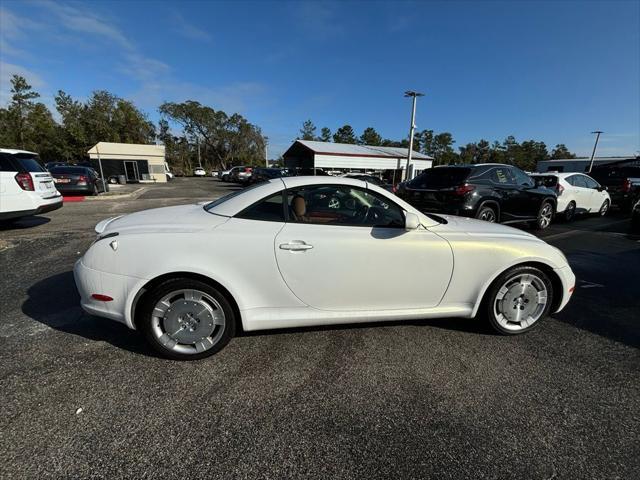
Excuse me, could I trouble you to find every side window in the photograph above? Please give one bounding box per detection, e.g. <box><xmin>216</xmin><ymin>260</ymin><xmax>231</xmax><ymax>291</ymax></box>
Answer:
<box><xmin>565</xmin><ymin>175</ymin><xmax>577</xmax><ymax>186</ymax></box>
<box><xmin>490</xmin><ymin>168</ymin><xmax>514</xmax><ymax>185</ymax></box>
<box><xmin>511</xmin><ymin>168</ymin><xmax>534</xmax><ymax>187</ymax></box>
<box><xmin>583</xmin><ymin>176</ymin><xmax>599</xmax><ymax>189</ymax></box>
<box><xmin>235</xmin><ymin>192</ymin><xmax>285</xmax><ymax>222</ymax></box>
<box><xmin>0</xmin><ymin>154</ymin><xmax>16</xmax><ymax>172</ymax></box>
<box><xmin>286</xmin><ymin>185</ymin><xmax>405</xmax><ymax>228</ymax></box>
<box><xmin>572</xmin><ymin>176</ymin><xmax>588</xmax><ymax>188</ymax></box>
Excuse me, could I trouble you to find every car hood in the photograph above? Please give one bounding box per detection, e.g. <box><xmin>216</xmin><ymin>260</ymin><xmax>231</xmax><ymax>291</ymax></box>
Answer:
<box><xmin>429</xmin><ymin>215</ymin><xmax>542</xmax><ymax>241</ymax></box>
<box><xmin>95</xmin><ymin>204</ymin><xmax>228</xmax><ymax>235</ymax></box>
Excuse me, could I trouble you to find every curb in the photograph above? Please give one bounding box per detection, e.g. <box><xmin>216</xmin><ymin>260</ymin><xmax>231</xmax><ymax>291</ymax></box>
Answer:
<box><xmin>83</xmin><ymin>186</ymin><xmax>148</xmax><ymax>201</ymax></box>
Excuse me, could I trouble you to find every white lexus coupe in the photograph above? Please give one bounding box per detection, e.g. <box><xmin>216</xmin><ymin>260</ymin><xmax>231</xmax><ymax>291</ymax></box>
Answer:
<box><xmin>74</xmin><ymin>176</ymin><xmax>575</xmax><ymax>360</ymax></box>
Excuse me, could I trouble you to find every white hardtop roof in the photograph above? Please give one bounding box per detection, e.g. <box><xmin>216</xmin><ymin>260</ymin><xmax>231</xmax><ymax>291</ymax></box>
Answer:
<box><xmin>207</xmin><ymin>175</ymin><xmax>423</xmax><ymax>219</ymax></box>
<box><xmin>295</xmin><ymin>140</ymin><xmax>433</xmax><ymax>160</ymax></box>
<box><xmin>0</xmin><ymin>148</ymin><xmax>38</xmax><ymax>155</ymax></box>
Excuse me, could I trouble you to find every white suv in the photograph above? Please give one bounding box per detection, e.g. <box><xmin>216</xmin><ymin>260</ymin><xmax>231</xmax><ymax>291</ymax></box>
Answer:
<box><xmin>532</xmin><ymin>171</ymin><xmax>611</xmax><ymax>221</ymax></box>
<box><xmin>0</xmin><ymin>148</ymin><xmax>63</xmax><ymax>221</ymax></box>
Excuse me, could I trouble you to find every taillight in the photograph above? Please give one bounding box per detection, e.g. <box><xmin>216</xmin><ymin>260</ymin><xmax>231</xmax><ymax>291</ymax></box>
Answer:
<box><xmin>245</xmin><ymin>167</ymin><xmax>252</xmax><ymax>172</ymax></box>
<box><xmin>77</xmin><ymin>175</ymin><xmax>88</xmax><ymax>185</ymax></box>
<box><xmin>392</xmin><ymin>184</ymin><xmax>398</xmax><ymax>193</ymax></box>
<box><xmin>556</xmin><ymin>184</ymin><xmax>564</xmax><ymax>195</ymax></box>
<box><xmin>622</xmin><ymin>179</ymin><xmax>631</xmax><ymax>192</ymax></box>
<box><xmin>453</xmin><ymin>184</ymin><xmax>475</xmax><ymax>195</ymax></box>
<box><xmin>15</xmin><ymin>172</ymin><xmax>34</xmax><ymax>191</ymax></box>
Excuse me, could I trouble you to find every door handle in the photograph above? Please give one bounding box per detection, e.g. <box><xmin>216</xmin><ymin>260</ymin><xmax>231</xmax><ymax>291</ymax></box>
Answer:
<box><xmin>279</xmin><ymin>241</ymin><xmax>313</xmax><ymax>251</ymax></box>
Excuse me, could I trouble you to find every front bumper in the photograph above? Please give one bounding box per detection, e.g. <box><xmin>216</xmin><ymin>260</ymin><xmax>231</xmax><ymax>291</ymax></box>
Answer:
<box><xmin>73</xmin><ymin>259</ymin><xmax>140</xmax><ymax>329</ymax></box>
<box><xmin>553</xmin><ymin>265</ymin><xmax>576</xmax><ymax>313</ymax></box>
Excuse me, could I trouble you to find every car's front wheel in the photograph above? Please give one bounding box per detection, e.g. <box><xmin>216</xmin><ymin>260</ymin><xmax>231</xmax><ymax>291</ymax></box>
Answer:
<box><xmin>483</xmin><ymin>266</ymin><xmax>553</xmax><ymax>335</ymax></box>
<box><xmin>598</xmin><ymin>199</ymin><xmax>610</xmax><ymax>216</ymax></box>
<box><xmin>138</xmin><ymin>278</ymin><xmax>236</xmax><ymax>360</ymax></box>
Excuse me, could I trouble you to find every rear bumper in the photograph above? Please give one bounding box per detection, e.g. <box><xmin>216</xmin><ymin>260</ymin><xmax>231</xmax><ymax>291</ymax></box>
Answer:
<box><xmin>73</xmin><ymin>259</ymin><xmax>139</xmax><ymax>329</ymax></box>
<box><xmin>553</xmin><ymin>265</ymin><xmax>576</xmax><ymax>313</ymax></box>
<box><xmin>0</xmin><ymin>192</ymin><xmax>62</xmax><ymax>220</ymax></box>
<box><xmin>55</xmin><ymin>184</ymin><xmax>92</xmax><ymax>194</ymax></box>
<box><xmin>36</xmin><ymin>196</ymin><xmax>63</xmax><ymax>214</ymax></box>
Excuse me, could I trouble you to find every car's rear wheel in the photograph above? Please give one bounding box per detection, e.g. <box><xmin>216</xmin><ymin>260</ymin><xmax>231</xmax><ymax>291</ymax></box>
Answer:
<box><xmin>564</xmin><ymin>201</ymin><xmax>576</xmax><ymax>221</ymax></box>
<box><xmin>475</xmin><ymin>204</ymin><xmax>498</xmax><ymax>223</ymax></box>
<box><xmin>138</xmin><ymin>278</ymin><xmax>235</xmax><ymax>360</ymax></box>
<box><xmin>533</xmin><ymin>201</ymin><xmax>554</xmax><ymax>230</ymax></box>
<box><xmin>598</xmin><ymin>199</ymin><xmax>610</xmax><ymax>216</ymax></box>
<box><xmin>483</xmin><ymin>266</ymin><xmax>553</xmax><ymax>335</ymax></box>
<box><xmin>92</xmin><ymin>183</ymin><xmax>99</xmax><ymax>196</ymax></box>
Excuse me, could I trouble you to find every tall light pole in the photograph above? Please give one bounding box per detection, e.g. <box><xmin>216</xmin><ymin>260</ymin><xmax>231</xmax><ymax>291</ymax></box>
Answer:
<box><xmin>587</xmin><ymin>130</ymin><xmax>603</xmax><ymax>173</ymax></box>
<box><xmin>404</xmin><ymin>90</ymin><xmax>424</xmax><ymax>180</ymax></box>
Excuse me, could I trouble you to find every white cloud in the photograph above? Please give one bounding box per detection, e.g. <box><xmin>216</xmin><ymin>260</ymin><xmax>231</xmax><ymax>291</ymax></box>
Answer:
<box><xmin>291</xmin><ymin>1</ymin><xmax>343</xmax><ymax>39</ymax></box>
<box><xmin>38</xmin><ymin>0</ymin><xmax>133</xmax><ymax>49</ymax></box>
<box><xmin>173</xmin><ymin>12</ymin><xmax>213</xmax><ymax>43</ymax></box>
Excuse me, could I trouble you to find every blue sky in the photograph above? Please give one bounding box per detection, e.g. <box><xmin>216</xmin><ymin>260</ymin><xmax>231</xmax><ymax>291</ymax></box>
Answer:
<box><xmin>1</xmin><ymin>0</ymin><xmax>638</xmax><ymax>158</ymax></box>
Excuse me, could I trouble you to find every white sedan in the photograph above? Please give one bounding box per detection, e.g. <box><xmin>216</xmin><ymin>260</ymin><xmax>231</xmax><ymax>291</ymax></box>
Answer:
<box><xmin>74</xmin><ymin>176</ymin><xmax>576</xmax><ymax>360</ymax></box>
<box><xmin>193</xmin><ymin>167</ymin><xmax>206</xmax><ymax>177</ymax></box>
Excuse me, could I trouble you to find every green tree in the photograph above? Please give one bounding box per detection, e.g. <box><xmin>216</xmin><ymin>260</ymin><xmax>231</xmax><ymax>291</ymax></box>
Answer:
<box><xmin>433</xmin><ymin>132</ymin><xmax>456</xmax><ymax>165</ymax></box>
<box><xmin>550</xmin><ymin>144</ymin><xmax>576</xmax><ymax>159</ymax></box>
<box><xmin>299</xmin><ymin>119</ymin><xmax>317</xmax><ymax>140</ymax></box>
<box><xmin>332</xmin><ymin>125</ymin><xmax>357</xmax><ymax>144</ymax></box>
<box><xmin>7</xmin><ymin>75</ymin><xmax>40</xmax><ymax>148</ymax></box>
<box><xmin>359</xmin><ymin>127</ymin><xmax>382</xmax><ymax>146</ymax></box>
<box><xmin>319</xmin><ymin>127</ymin><xmax>332</xmax><ymax>142</ymax></box>
<box><xmin>160</xmin><ymin>100</ymin><xmax>265</xmax><ymax>169</ymax></box>
<box><xmin>416</xmin><ymin>129</ymin><xmax>434</xmax><ymax>156</ymax></box>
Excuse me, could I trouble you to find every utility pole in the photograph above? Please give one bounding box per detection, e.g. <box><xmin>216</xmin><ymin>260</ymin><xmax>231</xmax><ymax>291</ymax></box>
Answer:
<box><xmin>587</xmin><ymin>130</ymin><xmax>603</xmax><ymax>173</ymax></box>
<box><xmin>197</xmin><ymin>136</ymin><xmax>202</xmax><ymax>168</ymax></box>
<box><xmin>95</xmin><ymin>143</ymin><xmax>107</xmax><ymax>192</ymax></box>
<box><xmin>264</xmin><ymin>136</ymin><xmax>269</xmax><ymax>167</ymax></box>
<box><xmin>404</xmin><ymin>91</ymin><xmax>424</xmax><ymax>181</ymax></box>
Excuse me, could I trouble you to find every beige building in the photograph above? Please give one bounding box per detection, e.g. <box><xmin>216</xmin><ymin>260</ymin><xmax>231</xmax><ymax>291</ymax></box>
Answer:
<box><xmin>87</xmin><ymin>142</ymin><xmax>168</xmax><ymax>183</ymax></box>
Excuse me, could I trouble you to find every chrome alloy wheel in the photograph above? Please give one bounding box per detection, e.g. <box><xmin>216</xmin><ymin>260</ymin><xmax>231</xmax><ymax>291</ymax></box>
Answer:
<box><xmin>494</xmin><ymin>274</ymin><xmax>548</xmax><ymax>331</ymax></box>
<box><xmin>539</xmin><ymin>203</ymin><xmax>553</xmax><ymax>229</ymax></box>
<box><xmin>150</xmin><ymin>289</ymin><xmax>226</xmax><ymax>355</ymax></box>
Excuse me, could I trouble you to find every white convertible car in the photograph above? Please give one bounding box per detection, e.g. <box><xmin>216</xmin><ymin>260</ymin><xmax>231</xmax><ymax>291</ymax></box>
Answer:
<box><xmin>74</xmin><ymin>176</ymin><xmax>575</xmax><ymax>360</ymax></box>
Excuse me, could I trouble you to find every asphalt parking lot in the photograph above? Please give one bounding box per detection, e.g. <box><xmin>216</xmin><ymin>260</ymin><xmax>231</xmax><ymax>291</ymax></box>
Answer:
<box><xmin>1</xmin><ymin>177</ymin><xmax>639</xmax><ymax>479</ymax></box>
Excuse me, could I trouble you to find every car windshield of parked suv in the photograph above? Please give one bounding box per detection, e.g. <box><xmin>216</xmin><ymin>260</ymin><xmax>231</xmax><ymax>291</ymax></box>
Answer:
<box><xmin>407</xmin><ymin>167</ymin><xmax>470</xmax><ymax>189</ymax></box>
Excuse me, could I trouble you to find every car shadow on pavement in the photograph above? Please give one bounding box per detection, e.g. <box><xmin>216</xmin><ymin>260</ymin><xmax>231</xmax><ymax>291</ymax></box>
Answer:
<box><xmin>0</xmin><ymin>216</ymin><xmax>51</xmax><ymax>230</ymax></box>
<box><xmin>22</xmin><ymin>271</ymin><xmax>156</xmax><ymax>357</ymax></box>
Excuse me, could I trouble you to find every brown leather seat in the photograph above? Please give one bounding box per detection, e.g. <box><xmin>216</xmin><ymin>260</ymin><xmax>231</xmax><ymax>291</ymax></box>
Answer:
<box><xmin>292</xmin><ymin>195</ymin><xmax>307</xmax><ymax>221</ymax></box>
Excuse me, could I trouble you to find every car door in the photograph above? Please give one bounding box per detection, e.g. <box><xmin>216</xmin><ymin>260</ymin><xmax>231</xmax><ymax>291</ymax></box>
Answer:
<box><xmin>509</xmin><ymin>167</ymin><xmax>540</xmax><ymax>218</ymax></box>
<box><xmin>568</xmin><ymin>175</ymin><xmax>593</xmax><ymax>211</ymax></box>
<box><xmin>274</xmin><ymin>184</ymin><xmax>454</xmax><ymax>311</ymax></box>
<box><xmin>488</xmin><ymin>167</ymin><xmax>520</xmax><ymax>219</ymax></box>
<box><xmin>582</xmin><ymin>175</ymin><xmax>604</xmax><ymax>210</ymax></box>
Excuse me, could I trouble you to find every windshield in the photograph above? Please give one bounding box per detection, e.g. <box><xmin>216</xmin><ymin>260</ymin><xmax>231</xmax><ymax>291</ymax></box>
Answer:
<box><xmin>204</xmin><ymin>183</ymin><xmax>265</xmax><ymax>211</ymax></box>
<box><xmin>407</xmin><ymin>167</ymin><xmax>471</xmax><ymax>189</ymax></box>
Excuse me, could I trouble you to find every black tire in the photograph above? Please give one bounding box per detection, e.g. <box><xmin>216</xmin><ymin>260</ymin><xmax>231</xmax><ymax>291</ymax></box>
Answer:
<box><xmin>138</xmin><ymin>278</ymin><xmax>236</xmax><ymax>360</ymax></box>
<box><xmin>475</xmin><ymin>203</ymin><xmax>498</xmax><ymax>223</ymax></box>
<box><xmin>91</xmin><ymin>183</ymin><xmax>99</xmax><ymax>196</ymax></box>
<box><xmin>481</xmin><ymin>265</ymin><xmax>553</xmax><ymax>335</ymax></box>
<box><xmin>564</xmin><ymin>201</ymin><xmax>576</xmax><ymax>222</ymax></box>
<box><xmin>222</xmin><ymin>175</ymin><xmax>229</xmax><ymax>182</ymax></box>
<box><xmin>533</xmin><ymin>200</ymin><xmax>554</xmax><ymax>230</ymax></box>
<box><xmin>598</xmin><ymin>199</ymin><xmax>610</xmax><ymax>216</ymax></box>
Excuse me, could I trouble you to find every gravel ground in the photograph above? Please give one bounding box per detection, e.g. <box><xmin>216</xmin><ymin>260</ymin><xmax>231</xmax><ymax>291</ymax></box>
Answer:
<box><xmin>1</xmin><ymin>177</ymin><xmax>639</xmax><ymax>479</ymax></box>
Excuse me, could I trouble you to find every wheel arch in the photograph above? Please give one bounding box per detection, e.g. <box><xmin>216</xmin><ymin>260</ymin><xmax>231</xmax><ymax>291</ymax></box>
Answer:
<box><xmin>476</xmin><ymin>199</ymin><xmax>501</xmax><ymax>220</ymax></box>
<box><xmin>471</xmin><ymin>260</ymin><xmax>564</xmax><ymax>318</ymax></box>
<box><xmin>130</xmin><ymin>271</ymin><xmax>242</xmax><ymax>333</ymax></box>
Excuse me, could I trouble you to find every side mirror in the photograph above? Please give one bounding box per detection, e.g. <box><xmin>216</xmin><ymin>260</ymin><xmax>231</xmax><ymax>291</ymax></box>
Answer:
<box><xmin>405</xmin><ymin>212</ymin><xmax>421</xmax><ymax>230</ymax></box>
